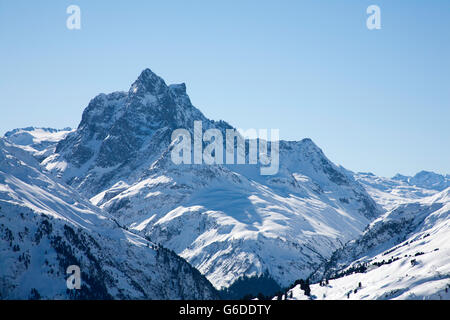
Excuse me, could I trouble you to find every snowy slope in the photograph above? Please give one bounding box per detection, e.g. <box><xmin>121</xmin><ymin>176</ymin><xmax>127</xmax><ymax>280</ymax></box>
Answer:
<box><xmin>0</xmin><ymin>138</ymin><xmax>218</xmax><ymax>299</ymax></box>
<box><xmin>283</xmin><ymin>188</ymin><xmax>450</xmax><ymax>300</ymax></box>
<box><xmin>97</xmin><ymin>138</ymin><xmax>379</xmax><ymax>290</ymax></box>
<box><xmin>39</xmin><ymin>68</ymin><xmax>380</xmax><ymax>290</ymax></box>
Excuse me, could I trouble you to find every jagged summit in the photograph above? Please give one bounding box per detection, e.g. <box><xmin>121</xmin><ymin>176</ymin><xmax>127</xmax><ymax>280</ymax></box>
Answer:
<box><xmin>47</xmin><ymin>68</ymin><xmax>225</xmax><ymax>194</ymax></box>
<box><xmin>77</xmin><ymin>69</ymin><xmax>196</xmax><ymax>136</ymax></box>
<box><xmin>130</xmin><ymin>68</ymin><xmax>168</xmax><ymax>96</ymax></box>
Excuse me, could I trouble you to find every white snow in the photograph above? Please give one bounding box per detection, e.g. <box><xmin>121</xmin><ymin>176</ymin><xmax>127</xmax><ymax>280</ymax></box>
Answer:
<box><xmin>284</xmin><ymin>188</ymin><xmax>450</xmax><ymax>300</ymax></box>
<box><xmin>0</xmin><ymin>138</ymin><xmax>218</xmax><ymax>299</ymax></box>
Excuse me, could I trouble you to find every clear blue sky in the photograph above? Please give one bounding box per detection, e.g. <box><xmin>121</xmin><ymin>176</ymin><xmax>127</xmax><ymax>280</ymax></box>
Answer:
<box><xmin>0</xmin><ymin>0</ymin><xmax>449</xmax><ymax>177</ymax></box>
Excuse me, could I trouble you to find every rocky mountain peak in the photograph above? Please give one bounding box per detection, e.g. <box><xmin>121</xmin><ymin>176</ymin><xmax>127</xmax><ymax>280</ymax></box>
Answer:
<box><xmin>129</xmin><ymin>68</ymin><xmax>168</xmax><ymax>97</ymax></box>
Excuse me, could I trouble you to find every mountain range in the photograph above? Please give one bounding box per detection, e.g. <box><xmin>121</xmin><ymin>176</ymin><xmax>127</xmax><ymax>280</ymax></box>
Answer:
<box><xmin>1</xmin><ymin>68</ymin><xmax>448</xmax><ymax>299</ymax></box>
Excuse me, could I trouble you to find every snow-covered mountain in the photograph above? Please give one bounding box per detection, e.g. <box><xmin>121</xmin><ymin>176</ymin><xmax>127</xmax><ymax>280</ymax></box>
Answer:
<box><xmin>273</xmin><ymin>168</ymin><xmax>450</xmax><ymax>300</ymax></box>
<box><xmin>5</xmin><ymin>68</ymin><xmax>447</xmax><ymax>300</ymax></box>
<box><xmin>392</xmin><ymin>171</ymin><xmax>450</xmax><ymax>192</ymax></box>
<box><xmin>35</xmin><ymin>68</ymin><xmax>380</xmax><ymax>290</ymax></box>
<box><xmin>354</xmin><ymin>172</ymin><xmax>438</xmax><ymax>210</ymax></box>
<box><xmin>281</xmin><ymin>184</ymin><xmax>450</xmax><ymax>300</ymax></box>
<box><xmin>42</xmin><ymin>70</ymin><xmax>231</xmax><ymax>196</ymax></box>
<box><xmin>0</xmin><ymin>138</ymin><xmax>218</xmax><ymax>299</ymax></box>
<box><xmin>4</xmin><ymin>127</ymin><xmax>72</xmax><ymax>162</ymax></box>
